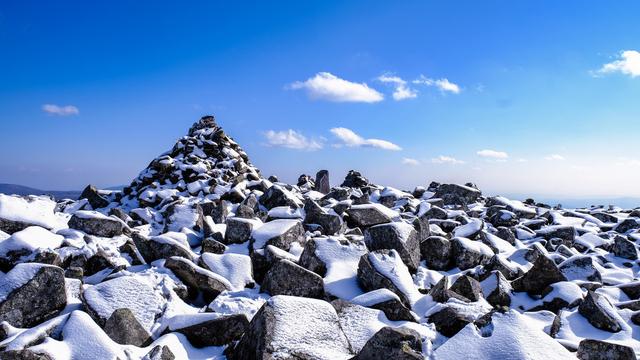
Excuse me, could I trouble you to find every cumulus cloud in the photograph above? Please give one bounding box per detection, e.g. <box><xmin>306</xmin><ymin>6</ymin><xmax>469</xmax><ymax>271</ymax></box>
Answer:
<box><xmin>263</xmin><ymin>129</ymin><xmax>324</xmax><ymax>151</ymax></box>
<box><xmin>413</xmin><ymin>75</ymin><xmax>461</xmax><ymax>94</ymax></box>
<box><xmin>544</xmin><ymin>154</ymin><xmax>566</xmax><ymax>161</ymax></box>
<box><xmin>377</xmin><ymin>75</ymin><xmax>417</xmax><ymax>101</ymax></box>
<box><xmin>289</xmin><ymin>72</ymin><xmax>384</xmax><ymax>103</ymax></box>
<box><xmin>330</xmin><ymin>127</ymin><xmax>401</xmax><ymax>151</ymax></box>
<box><xmin>42</xmin><ymin>104</ymin><xmax>79</xmax><ymax>116</ymax></box>
<box><xmin>402</xmin><ymin>158</ymin><xmax>420</xmax><ymax>166</ymax></box>
<box><xmin>596</xmin><ymin>50</ymin><xmax>640</xmax><ymax>78</ymax></box>
<box><xmin>431</xmin><ymin>155</ymin><xmax>465</xmax><ymax>164</ymax></box>
<box><xmin>477</xmin><ymin>149</ymin><xmax>509</xmax><ymax>159</ymax></box>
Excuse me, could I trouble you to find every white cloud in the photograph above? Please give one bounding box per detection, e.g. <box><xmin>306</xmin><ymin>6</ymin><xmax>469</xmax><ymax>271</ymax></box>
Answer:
<box><xmin>402</xmin><ymin>158</ymin><xmax>420</xmax><ymax>166</ymax></box>
<box><xmin>596</xmin><ymin>50</ymin><xmax>640</xmax><ymax>78</ymax></box>
<box><xmin>263</xmin><ymin>129</ymin><xmax>324</xmax><ymax>151</ymax></box>
<box><xmin>330</xmin><ymin>127</ymin><xmax>401</xmax><ymax>151</ymax></box>
<box><xmin>289</xmin><ymin>72</ymin><xmax>384</xmax><ymax>103</ymax></box>
<box><xmin>431</xmin><ymin>155</ymin><xmax>465</xmax><ymax>164</ymax></box>
<box><xmin>544</xmin><ymin>154</ymin><xmax>566</xmax><ymax>161</ymax></box>
<box><xmin>413</xmin><ymin>75</ymin><xmax>461</xmax><ymax>94</ymax></box>
<box><xmin>516</xmin><ymin>158</ymin><xmax>528</xmax><ymax>163</ymax></box>
<box><xmin>42</xmin><ymin>104</ymin><xmax>79</xmax><ymax>116</ymax></box>
<box><xmin>477</xmin><ymin>149</ymin><xmax>509</xmax><ymax>159</ymax></box>
<box><xmin>377</xmin><ymin>74</ymin><xmax>417</xmax><ymax>101</ymax></box>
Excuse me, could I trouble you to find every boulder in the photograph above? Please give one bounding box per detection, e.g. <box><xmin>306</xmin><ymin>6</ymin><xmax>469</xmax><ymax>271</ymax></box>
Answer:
<box><xmin>559</xmin><ymin>256</ymin><xmax>602</xmax><ymax>283</ymax></box>
<box><xmin>229</xmin><ymin>295</ymin><xmax>352</xmax><ymax>360</ymax></box>
<box><xmin>577</xmin><ymin>339</ymin><xmax>636</xmax><ymax>360</ymax></box>
<box><xmin>612</xmin><ymin>236</ymin><xmax>638</xmax><ymax>260</ymax></box>
<box><xmin>451</xmin><ymin>237</ymin><xmax>493</xmax><ymax>270</ymax></box>
<box><xmin>450</xmin><ymin>275</ymin><xmax>483</xmax><ymax>302</ymax></box>
<box><xmin>225</xmin><ymin>217</ymin><xmax>259</xmax><ymax>244</ymax></box>
<box><xmin>341</xmin><ymin>170</ymin><xmax>369</xmax><ymax>188</ymax></box>
<box><xmin>482</xmin><ymin>271</ymin><xmax>512</xmax><ymax>308</ymax></box>
<box><xmin>259</xmin><ymin>184</ymin><xmax>302</xmax><ymax>209</ymax></box>
<box><xmin>512</xmin><ymin>255</ymin><xmax>567</xmax><ymax>295</ymax></box>
<box><xmin>303</xmin><ymin>200</ymin><xmax>342</xmax><ymax>235</ymax></box>
<box><xmin>0</xmin><ymin>264</ymin><xmax>66</xmax><ymax>327</ymax></box>
<box><xmin>132</xmin><ymin>232</ymin><xmax>195</xmax><ymax>263</ymax></box>
<box><xmin>170</xmin><ymin>313</ymin><xmax>249</xmax><ymax>347</ymax></box>
<box><xmin>365</xmin><ymin>222</ymin><xmax>420</xmax><ymax>272</ymax></box>
<box><xmin>578</xmin><ymin>291</ymin><xmax>622</xmax><ymax>333</ymax></box>
<box><xmin>357</xmin><ymin>250</ymin><xmax>414</xmax><ymax>307</ymax></box>
<box><xmin>350</xmin><ymin>289</ymin><xmax>416</xmax><ymax>322</ymax></box>
<box><xmin>428</xmin><ymin>306</ymin><xmax>473</xmax><ymax>337</ymax></box>
<box><xmin>68</xmin><ymin>211</ymin><xmax>126</xmax><ymax>237</ymax></box>
<box><xmin>250</xmin><ymin>219</ymin><xmax>304</xmax><ymax>251</ymax></box>
<box><xmin>346</xmin><ymin>204</ymin><xmax>394</xmax><ymax>228</ymax></box>
<box><xmin>434</xmin><ymin>183</ymin><xmax>481</xmax><ymax>205</ymax></box>
<box><xmin>164</xmin><ymin>256</ymin><xmax>232</xmax><ymax>301</ymax></box>
<box><xmin>103</xmin><ymin>308</ymin><xmax>152</xmax><ymax>346</ymax></box>
<box><xmin>420</xmin><ymin>236</ymin><xmax>453</xmax><ymax>270</ymax></box>
<box><xmin>79</xmin><ymin>184</ymin><xmax>110</xmax><ymax>209</ymax></box>
<box><xmin>261</xmin><ymin>259</ymin><xmax>325</xmax><ymax>298</ymax></box>
<box><xmin>314</xmin><ymin>170</ymin><xmax>330</xmax><ymax>194</ymax></box>
<box><xmin>352</xmin><ymin>326</ymin><xmax>423</xmax><ymax>360</ymax></box>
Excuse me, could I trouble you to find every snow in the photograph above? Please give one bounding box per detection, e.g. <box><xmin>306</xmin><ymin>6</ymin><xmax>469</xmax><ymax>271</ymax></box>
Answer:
<box><xmin>0</xmin><ymin>226</ymin><xmax>64</xmax><ymax>256</ymax></box>
<box><xmin>167</xmin><ymin>312</ymin><xmax>223</xmax><ymax>330</ymax></box>
<box><xmin>82</xmin><ymin>275</ymin><xmax>165</xmax><ymax>332</ymax></box>
<box><xmin>433</xmin><ymin>311</ymin><xmax>575</xmax><ymax>360</ymax></box>
<box><xmin>200</xmin><ymin>252</ymin><xmax>254</xmax><ymax>290</ymax></box>
<box><xmin>266</xmin><ymin>295</ymin><xmax>353</xmax><ymax>360</ymax></box>
<box><xmin>349</xmin><ymin>203</ymin><xmax>399</xmax><ymax>220</ymax></box>
<box><xmin>0</xmin><ymin>263</ymin><xmax>51</xmax><ymax>302</ymax></box>
<box><xmin>453</xmin><ymin>218</ymin><xmax>483</xmax><ymax>238</ymax></box>
<box><xmin>368</xmin><ymin>250</ymin><xmax>422</xmax><ymax>305</ymax></box>
<box><xmin>208</xmin><ymin>288</ymin><xmax>269</xmax><ymax>321</ymax></box>
<box><xmin>250</xmin><ymin>218</ymin><xmax>297</xmax><ymax>249</ymax></box>
<box><xmin>453</xmin><ymin>237</ymin><xmax>494</xmax><ymax>258</ymax></box>
<box><xmin>0</xmin><ymin>194</ymin><xmax>68</xmax><ymax>231</ymax></box>
<box><xmin>312</xmin><ymin>236</ymin><xmax>368</xmax><ymax>300</ymax></box>
<box><xmin>351</xmin><ymin>288</ymin><xmax>402</xmax><ymax>307</ymax></box>
<box><xmin>575</xmin><ymin>232</ymin><xmax>611</xmax><ymax>250</ymax></box>
<box><xmin>267</xmin><ymin>206</ymin><xmax>305</xmax><ymax>219</ymax></box>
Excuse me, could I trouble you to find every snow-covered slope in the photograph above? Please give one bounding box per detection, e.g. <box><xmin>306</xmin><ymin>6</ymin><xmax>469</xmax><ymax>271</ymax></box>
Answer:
<box><xmin>0</xmin><ymin>115</ymin><xmax>639</xmax><ymax>359</ymax></box>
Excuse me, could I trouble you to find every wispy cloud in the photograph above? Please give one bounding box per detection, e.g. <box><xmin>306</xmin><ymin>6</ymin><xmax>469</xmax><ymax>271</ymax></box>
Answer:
<box><xmin>377</xmin><ymin>74</ymin><xmax>417</xmax><ymax>101</ymax></box>
<box><xmin>402</xmin><ymin>158</ymin><xmax>420</xmax><ymax>166</ymax></box>
<box><xmin>289</xmin><ymin>72</ymin><xmax>383</xmax><ymax>103</ymax></box>
<box><xmin>330</xmin><ymin>127</ymin><xmax>401</xmax><ymax>151</ymax></box>
<box><xmin>544</xmin><ymin>154</ymin><xmax>566</xmax><ymax>161</ymax></box>
<box><xmin>263</xmin><ymin>129</ymin><xmax>324</xmax><ymax>151</ymax></box>
<box><xmin>431</xmin><ymin>155</ymin><xmax>465</xmax><ymax>164</ymax></box>
<box><xmin>595</xmin><ymin>50</ymin><xmax>640</xmax><ymax>78</ymax></box>
<box><xmin>42</xmin><ymin>104</ymin><xmax>79</xmax><ymax>116</ymax></box>
<box><xmin>413</xmin><ymin>75</ymin><xmax>461</xmax><ymax>94</ymax></box>
<box><xmin>477</xmin><ymin>149</ymin><xmax>509</xmax><ymax>159</ymax></box>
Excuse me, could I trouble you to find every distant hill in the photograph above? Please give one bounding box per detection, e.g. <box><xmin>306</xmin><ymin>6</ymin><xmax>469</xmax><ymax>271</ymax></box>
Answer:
<box><xmin>0</xmin><ymin>183</ymin><xmax>81</xmax><ymax>200</ymax></box>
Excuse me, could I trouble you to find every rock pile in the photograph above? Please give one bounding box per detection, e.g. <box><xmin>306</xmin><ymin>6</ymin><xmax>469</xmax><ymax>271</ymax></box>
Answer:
<box><xmin>0</xmin><ymin>115</ymin><xmax>638</xmax><ymax>359</ymax></box>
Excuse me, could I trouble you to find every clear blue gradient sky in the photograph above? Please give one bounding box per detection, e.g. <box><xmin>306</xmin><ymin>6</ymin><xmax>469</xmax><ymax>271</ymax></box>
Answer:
<box><xmin>1</xmin><ymin>1</ymin><xmax>639</xmax><ymax>197</ymax></box>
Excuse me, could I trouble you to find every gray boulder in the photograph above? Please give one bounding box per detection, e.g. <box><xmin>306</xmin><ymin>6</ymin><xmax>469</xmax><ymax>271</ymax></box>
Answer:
<box><xmin>420</xmin><ymin>236</ymin><xmax>452</xmax><ymax>270</ymax></box>
<box><xmin>68</xmin><ymin>211</ymin><xmax>126</xmax><ymax>237</ymax></box>
<box><xmin>103</xmin><ymin>308</ymin><xmax>152</xmax><ymax>346</ymax></box>
<box><xmin>365</xmin><ymin>222</ymin><xmax>420</xmax><ymax>272</ymax></box>
<box><xmin>164</xmin><ymin>256</ymin><xmax>231</xmax><ymax>301</ymax></box>
<box><xmin>451</xmin><ymin>237</ymin><xmax>493</xmax><ymax>270</ymax></box>
<box><xmin>612</xmin><ymin>236</ymin><xmax>638</xmax><ymax>260</ymax></box>
<box><xmin>434</xmin><ymin>183</ymin><xmax>481</xmax><ymax>205</ymax></box>
<box><xmin>346</xmin><ymin>205</ymin><xmax>393</xmax><ymax>228</ymax></box>
<box><xmin>79</xmin><ymin>184</ymin><xmax>110</xmax><ymax>209</ymax></box>
<box><xmin>261</xmin><ymin>259</ymin><xmax>325</xmax><ymax>298</ymax></box>
<box><xmin>352</xmin><ymin>326</ymin><xmax>423</xmax><ymax>360</ymax></box>
<box><xmin>577</xmin><ymin>339</ymin><xmax>636</xmax><ymax>360</ymax></box>
<box><xmin>578</xmin><ymin>291</ymin><xmax>622</xmax><ymax>333</ymax></box>
<box><xmin>171</xmin><ymin>314</ymin><xmax>249</xmax><ymax>347</ymax></box>
<box><xmin>512</xmin><ymin>255</ymin><xmax>567</xmax><ymax>295</ymax></box>
<box><xmin>225</xmin><ymin>217</ymin><xmax>258</xmax><ymax>244</ymax></box>
<box><xmin>314</xmin><ymin>170</ymin><xmax>330</xmax><ymax>194</ymax></box>
<box><xmin>132</xmin><ymin>232</ymin><xmax>195</xmax><ymax>263</ymax></box>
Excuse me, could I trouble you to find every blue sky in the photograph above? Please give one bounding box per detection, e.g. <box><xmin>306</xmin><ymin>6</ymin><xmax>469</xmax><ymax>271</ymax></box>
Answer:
<box><xmin>1</xmin><ymin>1</ymin><xmax>640</xmax><ymax>198</ymax></box>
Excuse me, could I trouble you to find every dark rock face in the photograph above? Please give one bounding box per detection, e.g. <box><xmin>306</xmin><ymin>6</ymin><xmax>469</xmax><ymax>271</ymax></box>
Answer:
<box><xmin>132</xmin><ymin>232</ymin><xmax>195</xmax><ymax>263</ymax></box>
<box><xmin>259</xmin><ymin>185</ymin><xmax>300</xmax><ymax>209</ymax></box>
<box><xmin>201</xmin><ymin>237</ymin><xmax>227</xmax><ymax>254</ymax></box>
<box><xmin>303</xmin><ymin>200</ymin><xmax>342</xmax><ymax>235</ymax></box>
<box><xmin>164</xmin><ymin>256</ymin><xmax>231</xmax><ymax>301</ymax></box>
<box><xmin>420</xmin><ymin>236</ymin><xmax>452</xmax><ymax>270</ymax></box>
<box><xmin>434</xmin><ymin>183</ymin><xmax>481</xmax><ymax>205</ymax></box>
<box><xmin>365</xmin><ymin>222</ymin><xmax>420</xmax><ymax>272</ymax></box>
<box><xmin>225</xmin><ymin>217</ymin><xmax>256</xmax><ymax>244</ymax></box>
<box><xmin>103</xmin><ymin>308</ymin><xmax>152</xmax><ymax>346</ymax></box>
<box><xmin>0</xmin><ymin>265</ymin><xmax>67</xmax><ymax>328</ymax></box>
<box><xmin>577</xmin><ymin>339</ymin><xmax>636</xmax><ymax>360</ymax></box>
<box><xmin>173</xmin><ymin>314</ymin><xmax>249</xmax><ymax>347</ymax></box>
<box><xmin>512</xmin><ymin>255</ymin><xmax>567</xmax><ymax>295</ymax></box>
<box><xmin>357</xmin><ymin>251</ymin><xmax>410</xmax><ymax>306</ymax></box>
<box><xmin>250</xmin><ymin>219</ymin><xmax>305</xmax><ymax>252</ymax></box>
<box><xmin>612</xmin><ymin>236</ymin><xmax>638</xmax><ymax>260</ymax></box>
<box><xmin>298</xmin><ymin>239</ymin><xmax>328</xmax><ymax>276</ymax></box>
<box><xmin>341</xmin><ymin>170</ymin><xmax>369</xmax><ymax>188</ymax></box>
<box><xmin>79</xmin><ymin>184</ymin><xmax>110</xmax><ymax>209</ymax></box>
<box><xmin>0</xmin><ymin>218</ymin><xmax>34</xmax><ymax>235</ymax></box>
<box><xmin>559</xmin><ymin>256</ymin><xmax>602</xmax><ymax>283</ymax></box>
<box><xmin>428</xmin><ymin>306</ymin><xmax>472</xmax><ymax>337</ymax></box>
<box><xmin>451</xmin><ymin>238</ymin><xmax>492</xmax><ymax>270</ymax></box>
<box><xmin>261</xmin><ymin>259</ymin><xmax>325</xmax><ymax>298</ymax></box>
<box><xmin>352</xmin><ymin>327</ymin><xmax>423</xmax><ymax>360</ymax></box>
<box><xmin>615</xmin><ymin>218</ymin><xmax>640</xmax><ymax>234</ymax></box>
<box><xmin>578</xmin><ymin>291</ymin><xmax>622</xmax><ymax>333</ymax></box>
<box><xmin>449</xmin><ymin>275</ymin><xmax>482</xmax><ymax>302</ymax></box>
<box><xmin>619</xmin><ymin>282</ymin><xmax>640</xmax><ymax>300</ymax></box>
<box><xmin>314</xmin><ymin>170</ymin><xmax>330</xmax><ymax>194</ymax></box>
<box><xmin>0</xmin><ymin>350</ymin><xmax>53</xmax><ymax>360</ymax></box>
<box><xmin>143</xmin><ymin>345</ymin><xmax>175</xmax><ymax>360</ymax></box>
<box><xmin>346</xmin><ymin>205</ymin><xmax>392</xmax><ymax>228</ymax></box>
<box><xmin>428</xmin><ymin>276</ymin><xmax>470</xmax><ymax>303</ymax></box>
<box><xmin>369</xmin><ymin>298</ymin><xmax>416</xmax><ymax>322</ymax></box>
<box><xmin>68</xmin><ymin>213</ymin><xmax>125</xmax><ymax>237</ymax></box>
<box><xmin>484</xmin><ymin>271</ymin><xmax>512</xmax><ymax>308</ymax></box>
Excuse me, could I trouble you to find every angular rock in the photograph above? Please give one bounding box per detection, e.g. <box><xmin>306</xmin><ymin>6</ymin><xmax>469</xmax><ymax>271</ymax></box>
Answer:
<box><xmin>67</xmin><ymin>211</ymin><xmax>125</xmax><ymax>237</ymax></box>
<box><xmin>79</xmin><ymin>184</ymin><xmax>110</xmax><ymax>209</ymax></box>
<box><xmin>450</xmin><ymin>275</ymin><xmax>483</xmax><ymax>302</ymax></box>
<box><xmin>357</xmin><ymin>250</ymin><xmax>412</xmax><ymax>307</ymax></box>
<box><xmin>559</xmin><ymin>256</ymin><xmax>602</xmax><ymax>283</ymax></box>
<box><xmin>341</xmin><ymin>170</ymin><xmax>369</xmax><ymax>188</ymax></box>
<box><xmin>261</xmin><ymin>259</ymin><xmax>324</xmax><ymax>298</ymax></box>
<box><xmin>171</xmin><ymin>313</ymin><xmax>249</xmax><ymax>347</ymax></box>
<box><xmin>346</xmin><ymin>204</ymin><xmax>394</xmax><ymax>228</ymax></box>
<box><xmin>352</xmin><ymin>326</ymin><xmax>423</xmax><ymax>360</ymax></box>
<box><xmin>143</xmin><ymin>345</ymin><xmax>175</xmax><ymax>360</ymax></box>
<box><xmin>201</xmin><ymin>237</ymin><xmax>227</xmax><ymax>254</ymax></box>
<box><xmin>250</xmin><ymin>219</ymin><xmax>304</xmax><ymax>251</ymax></box>
<box><xmin>482</xmin><ymin>271</ymin><xmax>512</xmax><ymax>308</ymax></box>
<box><xmin>132</xmin><ymin>232</ymin><xmax>195</xmax><ymax>263</ymax></box>
<box><xmin>0</xmin><ymin>264</ymin><xmax>66</xmax><ymax>328</ymax></box>
<box><xmin>434</xmin><ymin>183</ymin><xmax>481</xmax><ymax>205</ymax></box>
<box><xmin>578</xmin><ymin>291</ymin><xmax>622</xmax><ymax>333</ymax></box>
<box><xmin>351</xmin><ymin>289</ymin><xmax>416</xmax><ymax>322</ymax></box>
<box><xmin>229</xmin><ymin>295</ymin><xmax>352</xmax><ymax>360</ymax></box>
<box><xmin>314</xmin><ymin>170</ymin><xmax>330</xmax><ymax>194</ymax></box>
<box><xmin>365</xmin><ymin>222</ymin><xmax>420</xmax><ymax>272</ymax></box>
<box><xmin>428</xmin><ymin>306</ymin><xmax>472</xmax><ymax>337</ymax></box>
<box><xmin>103</xmin><ymin>308</ymin><xmax>152</xmax><ymax>346</ymax></box>
<box><xmin>164</xmin><ymin>256</ymin><xmax>232</xmax><ymax>301</ymax></box>
<box><xmin>420</xmin><ymin>236</ymin><xmax>453</xmax><ymax>270</ymax></box>
<box><xmin>612</xmin><ymin>236</ymin><xmax>638</xmax><ymax>260</ymax></box>
<box><xmin>259</xmin><ymin>184</ymin><xmax>302</xmax><ymax>210</ymax></box>
<box><xmin>451</xmin><ymin>237</ymin><xmax>493</xmax><ymax>270</ymax></box>
<box><xmin>512</xmin><ymin>255</ymin><xmax>567</xmax><ymax>295</ymax></box>
<box><xmin>225</xmin><ymin>217</ymin><xmax>258</xmax><ymax>244</ymax></box>
<box><xmin>577</xmin><ymin>339</ymin><xmax>636</xmax><ymax>360</ymax></box>
<box><xmin>303</xmin><ymin>200</ymin><xmax>342</xmax><ymax>235</ymax></box>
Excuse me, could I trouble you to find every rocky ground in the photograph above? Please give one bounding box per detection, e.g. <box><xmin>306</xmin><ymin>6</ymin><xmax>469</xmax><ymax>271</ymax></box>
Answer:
<box><xmin>0</xmin><ymin>115</ymin><xmax>639</xmax><ymax>359</ymax></box>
